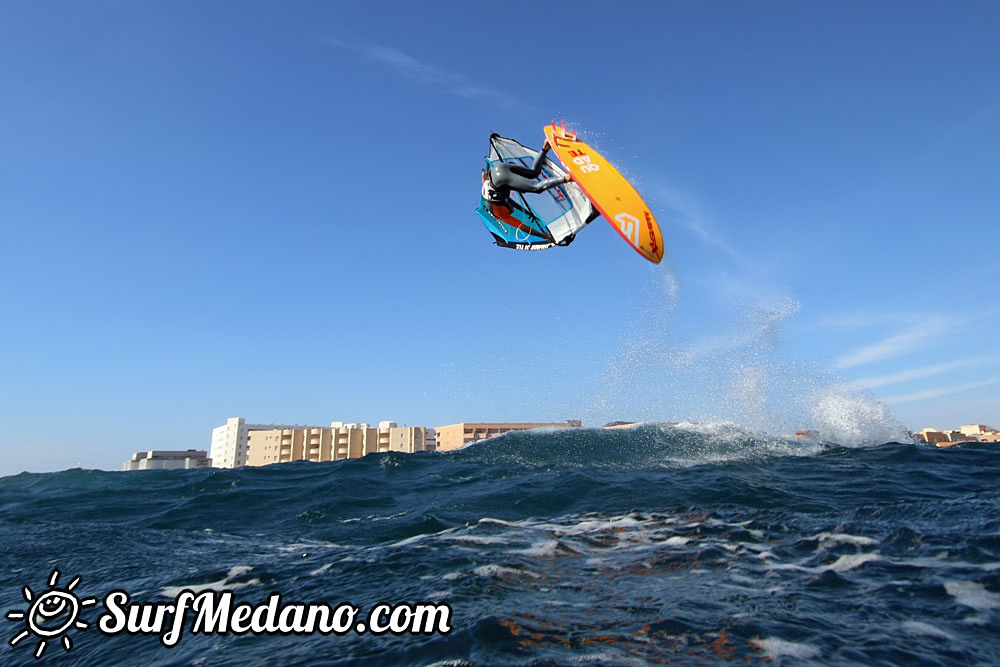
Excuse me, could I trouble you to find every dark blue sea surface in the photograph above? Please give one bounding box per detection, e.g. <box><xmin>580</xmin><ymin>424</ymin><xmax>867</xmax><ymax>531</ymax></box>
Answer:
<box><xmin>2</xmin><ymin>424</ymin><xmax>999</xmax><ymax>665</ymax></box>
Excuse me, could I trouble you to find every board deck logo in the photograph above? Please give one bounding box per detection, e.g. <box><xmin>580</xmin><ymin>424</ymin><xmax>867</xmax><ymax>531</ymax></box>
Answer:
<box><xmin>615</xmin><ymin>212</ymin><xmax>641</xmax><ymax>247</ymax></box>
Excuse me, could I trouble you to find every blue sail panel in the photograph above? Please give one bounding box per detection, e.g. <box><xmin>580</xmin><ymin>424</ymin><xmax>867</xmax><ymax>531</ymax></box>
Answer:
<box><xmin>476</xmin><ymin>199</ymin><xmax>557</xmax><ymax>250</ymax></box>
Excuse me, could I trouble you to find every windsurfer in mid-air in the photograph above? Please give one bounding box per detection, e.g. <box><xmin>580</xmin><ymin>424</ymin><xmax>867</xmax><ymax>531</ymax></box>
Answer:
<box><xmin>481</xmin><ymin>139</ymin><xmax>574</xmax><ymax>243</ymax></box>
<box><xmin>476</xmin><ymin>123</ymin><xmax>663</xmax><ymax>262</ymax></box>
<box><xmin>477</xmin><ymin>131</ymin><xmax>592</xmax><ymax>250</ymax></box>
<box><xmin>481</xmin><ymin>140</ymin><xmax>571</xmax><ymax>208</ymax></box>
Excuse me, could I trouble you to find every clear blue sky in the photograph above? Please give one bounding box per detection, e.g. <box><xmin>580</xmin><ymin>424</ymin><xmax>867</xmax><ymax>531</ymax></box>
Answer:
<box><xmin>2</xmin><ymin>1</ymin><xmax>998</xmax><ymax>474</ymax></box>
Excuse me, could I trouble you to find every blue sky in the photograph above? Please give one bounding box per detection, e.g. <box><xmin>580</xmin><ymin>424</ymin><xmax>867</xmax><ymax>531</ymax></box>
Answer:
<box><xmin>2</xmin><ymin>1</ymin><xmax>998</xmax><ymax>474</ymax></box>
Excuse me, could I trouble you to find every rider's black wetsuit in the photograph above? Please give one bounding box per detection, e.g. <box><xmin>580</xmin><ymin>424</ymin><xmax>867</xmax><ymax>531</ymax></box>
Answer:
<box><xmin>482</xmin><ymin>143</ymin><xmax>569</xmax><ymax>203</ymax></box>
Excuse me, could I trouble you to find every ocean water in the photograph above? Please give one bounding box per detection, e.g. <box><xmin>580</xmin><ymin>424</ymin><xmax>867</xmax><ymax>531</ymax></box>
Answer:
<box><xmin>2</xmin><ymin>424</ymin><xmax>999</xmax><ymax>665</ymax></box>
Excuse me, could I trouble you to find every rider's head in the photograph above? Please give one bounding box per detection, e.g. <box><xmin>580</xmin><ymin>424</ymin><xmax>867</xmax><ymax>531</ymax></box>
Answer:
<box><xmin>481</xmin><ymin>167</ymin><xmax>507</xmax><ymax>204</ymax></box>
<box><xmin>481</xmin><ymin>178</ymin><xmax>504</xmax><ymax>204</ymax></box>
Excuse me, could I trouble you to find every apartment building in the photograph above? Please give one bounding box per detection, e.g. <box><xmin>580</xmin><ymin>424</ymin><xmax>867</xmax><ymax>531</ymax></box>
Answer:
<box><xmin>916</xmin><ymin>425</ymin><xmax>1000</xmax><ymax>444</ymax></box>
<box><xmin>123</xmin><ymin>449</ymin><xmax>212</xmax><ymax>471</ymax></box>
<box><xmin>210</xmin><ymin>417</ymin><xmax>309</xmax><ymax>468</ymax></box>
<box><xmin>434</xmin><ymin>420</ymin><xmax>582</xmax><ymax>451</ymax></box>
<box><xmin>916</xmin><ymin>428</ymin><xmax>964</xmax><ymax>444</ymax></box>
<box><xmin>960</xmin><ymin>424</ymin><xmax>1000</xmax><ymax>441</ymax></box>
<box><xmin>246</xmin><ymin>421</ymin><xmax>434</xmax><ymax>467</ymax></box>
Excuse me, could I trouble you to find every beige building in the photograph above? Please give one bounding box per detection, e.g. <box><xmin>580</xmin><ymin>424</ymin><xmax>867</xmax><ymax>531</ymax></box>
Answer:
<box><xmin>210</xmin><ymin>417</ymin><xmax>309</xmax><ymax>468</ymax></box>
<box><xmin>123</xmin><ymin>449</ymin><xmax>211</xmax><ymax>471</ymax></box>
<box><xmin>915</xmin><ymin>424</ymin><xmax>1000</xmax><ymax>444</ymax></box>
<box><xmin>246</xmin><ymin>421</ymin><xmax>433</xmax><ymax>467</ymax></box>
<box><xmin>377</xmin><ymin>422</ymin><xmax>434</xmax><ymax>454</ymax></box>
<box><xmin>917</xmin><ymin>428</ymin><xmax>969</xmax><ymax>444</ymax></box>
<box><xmin>960</xmin><ymin>424</ymin><xmax>1000</xmax><ymax>443</ymax></box>
<box><xmin>916</xmin><ymin>428</ymin><xmax>949</xmax><ymax>444</ymax></box>
<box><xmin>434</xmin><ymin>420</ymin><xmax>582</xmax><ymax>451</ymax></box>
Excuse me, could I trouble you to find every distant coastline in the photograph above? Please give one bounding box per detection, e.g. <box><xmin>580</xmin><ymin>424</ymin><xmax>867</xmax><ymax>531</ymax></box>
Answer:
<box><xmin>911</xmin><ymin>424</ymin><xmax>1000</xmax><ymax>447</ymax></box>
<box><xmin>119</xmin><ymin>419</ymin><xmax>1000</xmax><ymax>472</ymax></box>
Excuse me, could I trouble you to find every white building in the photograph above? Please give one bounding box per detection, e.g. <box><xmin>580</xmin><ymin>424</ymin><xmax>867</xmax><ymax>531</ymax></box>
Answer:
<box><xmin>210</xmin><ymin>417</ymin><xmax>307</xmax><ymax>468</ymax></box>
<box><xmin>960</xmin><ymin>424</ymin><xmax>997</xmax><ymax>439</ymax></box>
<box><xmin>123</xmin><ymin>450</ymin><xmax>212</xmax><ymax>471</ymax></box>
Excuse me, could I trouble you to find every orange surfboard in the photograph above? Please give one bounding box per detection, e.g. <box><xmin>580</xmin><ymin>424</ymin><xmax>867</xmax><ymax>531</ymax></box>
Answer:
<box><xmin>543</xmin><ymin>122</ymin><xmax>663</xmax><ymax>264</ymax></box>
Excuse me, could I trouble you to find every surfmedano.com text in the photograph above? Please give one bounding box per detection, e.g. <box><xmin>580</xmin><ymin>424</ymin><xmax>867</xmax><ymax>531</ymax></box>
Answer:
<box><xmin>98</xmin><ymin>590</ymin><xmax>452</xmax><ymax>647</ymax></box>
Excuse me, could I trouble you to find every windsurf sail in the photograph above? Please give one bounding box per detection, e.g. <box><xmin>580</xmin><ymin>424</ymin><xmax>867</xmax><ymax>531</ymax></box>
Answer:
<box><xmin>477</xmin><ymin>133</ymin><xmax>596</xmax><ymax>251</ymax></box>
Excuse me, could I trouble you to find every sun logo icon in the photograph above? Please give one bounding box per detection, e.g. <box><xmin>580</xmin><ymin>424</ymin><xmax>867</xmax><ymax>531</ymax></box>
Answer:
<box><xmin>6</xmin><ymin>569</ymin><xmax>97</xmax><ymax>659</ymax></box>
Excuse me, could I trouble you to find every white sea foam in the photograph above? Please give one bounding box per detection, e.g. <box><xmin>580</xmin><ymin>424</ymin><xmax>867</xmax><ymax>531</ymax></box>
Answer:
<box><xmin>427</xmin><ymin>590</ymin><xmax>452</xmax><ymax>600</ymax></box>
<box><xmin>478</xmin><ymin>517</ymin><xmax>523</xmax><ymax>528</ymax></box>
<box><xmin>961</xmin><ymin>614</ymin><xmax>990</xmax><ymax>626</ymax></box>
<box><xmin>309</xmin><ymin>563</ymin><xmax>332</xmax><ymax>576</ymax></box>
<box><xmin>440</xmin><ymin>534</ymin><xmax>511</xmax><ymax>545</ymax></box>
<box><xmin>566</xmin><ymin>649</ymin><xmax>649</xmax><ymax>665</ymax></box>
<box><xmin>945</xmin><ymin>581</ymin><xmax>1000</xmax><ymax>611</ymax></box>
<box><xmin>473</xmin><ymin>564</ymin><xmax>540</xmax><ymax>579</ymax></box>
<box><xmin>708</xmin><ymin>518</ymin><xmax>754</xmax><ymax>528</ymax></box>
<box><xmin>515</xmin><ymin>540</ymin><xmax>564</xmax><ymax>557</ymax></box>
<box><xmin>384</xmin><ymin>530</ymin><xmax>446</xmax><ymax>549</ymax></box>
<box><xmin>827</xmin><ymin>552</ymin><xmax>881</xmax><ymax>572</ymax></box>
<box><xmin>766</xmin><ymin>552</ymin><xmax>880</xmax><ymax>574</ymax></box>
<box><xmin>161</xmin><ymin>565</ymin><xmax>259</xmax><ymax>597</ymax></box>
<box><xmin>901</xmin><ymin>620</ymin><xmax>953</xmax><ymax>640</ymax></box>
<box><xmin>883</xmin><ymin>555</ymin><xmax>1000</xmax><ymax>572</ymax></box>
<box><xmin>750</xmin><ymin>637</ymin><xmax>821</xmax><ymax>660</ymax></box>
<box><xmin>541</xmin><ymin>515</ymin><xmax>648</xmax><ymax>536</ymax></box>
<box><xmin>813</xmin><ymin>532</ymin><xmax>878</xmax><ymax>547</ymax></box>
<box><xmin>340</xmin><ymin>512</ymin><xmax>407</xmax><ymax>523</ymax></box>
<box><xmin>277</xmin><ymin>540</ymin><xmax>339</xmax><ymax>553</ymax></box>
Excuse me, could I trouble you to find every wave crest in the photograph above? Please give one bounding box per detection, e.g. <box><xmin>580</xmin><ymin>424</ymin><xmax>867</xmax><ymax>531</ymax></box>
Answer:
<box><xmin>452</xmin><ymin>421</ymin><xmax>827</xmax><ymax>469</ymax></box>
